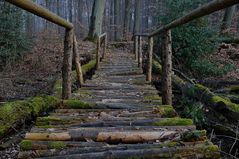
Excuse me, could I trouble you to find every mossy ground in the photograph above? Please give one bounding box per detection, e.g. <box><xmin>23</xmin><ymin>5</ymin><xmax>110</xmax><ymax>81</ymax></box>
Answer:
<box><xmin>153</xmin><ymin>118</ymin><xmax>193</xmax><ymax>126</ymax></box>
<box><xmin>144</xmin><ymin>95</ymin><xmax>162</xmax><ymax>101</ymax></box>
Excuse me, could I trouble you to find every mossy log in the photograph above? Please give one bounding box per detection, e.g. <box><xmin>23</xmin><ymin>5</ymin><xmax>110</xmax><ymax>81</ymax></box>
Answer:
<box><xmin>24</xmin><ymin>129</ymin><xmax>205</xmax><ymax>144</ymax></box>
<box><xmin>152</xmin><ymin>60</ymin><xmax>239</xmax><ymax>121</ymax></box>
<box><xmin>19</xmin><ymin>142</ymin><xmax>219</xmax><ymax>159</ymax></box>
<box><xmin>18</xmin><ymin>141</ymin><xmax>213</xmax><ymax>158</ymax></box>
<box><xmin>0</xmin><ymin>96</ymin><xmax>59</xmax><ymax>138</ymax></box>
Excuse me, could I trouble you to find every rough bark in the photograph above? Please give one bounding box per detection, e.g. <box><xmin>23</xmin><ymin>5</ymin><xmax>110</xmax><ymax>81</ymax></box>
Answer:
<box><xmin>134</xmin><ymin>36</ymin><xmax>139</xmax><ymax>61</ymax></box>
<box><xmin>96</xmin><ymin>37</ymin><xmax>101</xmax><ymax>69</ymax></box>
<box><xmin>62</xmin><ymin>29</ymin><xmax>74</xmax><ymax>99</ymax></box>
<box><xmin>161</xmin><ymin>30</ymin><xmax>172</xmax><ymax>105</ymax></box>
<box><xmin>88</xmin><ymin>0</ymin><xmax>106</xmax><ymax>40</ymax></box>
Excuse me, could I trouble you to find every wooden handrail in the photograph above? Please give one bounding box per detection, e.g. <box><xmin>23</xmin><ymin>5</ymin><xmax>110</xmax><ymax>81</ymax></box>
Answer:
<box><xmin>96</xmin><ymin>33</ymin><xmax>107</xmax><ymax>69</ymax></box>
<box><xmin>149</xmin><ymin>0</ymin><xmax>239</xmax><ymax>37</ymax></box>
<box><xmin>5</xmin><ymin>0</ymin><xmax>73</xmax><ymax>29</ymax></box>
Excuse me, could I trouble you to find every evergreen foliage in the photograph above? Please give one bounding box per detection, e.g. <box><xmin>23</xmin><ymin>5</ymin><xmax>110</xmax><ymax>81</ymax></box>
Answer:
<box><xmin>159</xmin><ymin>0</ymin><xmax>234</xmax><ymax>77</ymax></box>
<box><xmin>0</xmin><ymin>2</ymin><xmax>31</xmax><ymax>70</ymax></box>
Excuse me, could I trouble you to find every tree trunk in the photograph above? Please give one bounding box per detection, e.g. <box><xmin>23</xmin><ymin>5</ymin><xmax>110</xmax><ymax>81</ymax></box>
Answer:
<box><xmin>73</xmin><ymin>36</ymin><xmax>84</xmax><ymax>86</ymax></box>
<box><xmin>62</xmin><ymin>29</ymin><xmax>74</xmax><ymax>99</ymax></box>
<box><xmin>88</xmin><ymin>0</ymin><xmax>106</xmax><ymax>40</ymax></box>
<box><xmin>133</xmin><ymin>0</ymin><xmax>142</xmax><ymax>34</ymax></box>
<box><xmin>138</xmin><ymin>36</ymin><xmax>142</xmax><ymax>68</ymax></box>
<box><xmin>123</xmin><ymin>0</ymin><xmax>131</xmax><ymax>40</ymax></box>
<box><xmin>161</xmin><ymin>30</ymin><xmax>173</xmax><ymax>105</ymax></box>
<box><xmin>221</xmin><ymin>5</ymin><xmax>236</xmax><ymax>34</ymax></box>
<box><xmin>134</xmin><ymin>36</ymin><xmax>139</xmax><ymax>61</ymax></box>
<box><xmin>114</xmin><ymin>0</ymin><xmax>121</xmax><ymax>40</ymax></box>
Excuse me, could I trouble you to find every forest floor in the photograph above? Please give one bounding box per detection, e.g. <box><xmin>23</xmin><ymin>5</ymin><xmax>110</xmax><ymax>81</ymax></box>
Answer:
<box><xmin>0</xmin><ymin>32</ymin><xmax>95</xmax><ymax>102</ymax></box>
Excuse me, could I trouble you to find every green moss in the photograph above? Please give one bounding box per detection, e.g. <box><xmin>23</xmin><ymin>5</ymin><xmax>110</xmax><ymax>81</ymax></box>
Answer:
<box><xmin>63</xmin><ymin>99</ymin><xmax>95</xmax><ymax>109</ymax></box>
<box><xmin>154</xmin><ymin>105</ymin><xmax>177</xmax><ymax>117</ymax></box>
<box><xmin>20</xmin><ymin>140</ymin><xmax>32</xmax><ymax>150</ymax></box>
<box><xmin>49</xmin><ymin>141</ymin><xmax>66</xmax><ymax>149</ymax></box>
<box><xmin>153</xmin><ymin>118</ymin><xmax>193</xmax><ymax>126</ymax></box>
<box><xmin>152</xmin><ymin>60</ymin><xmax>162</xmax><ymax>74</ymax></box>
<box><xmin>230</xmin><ymin>85</ymin><xmax>239</xmax><ymax>93</ymax></box>
<box><xmin>0</xmin><ymin>96</ymin><xmax>59</xmax><ymax>137</ymax></box>
<box><xmin>211</xmin><ymin>95</ymin><xmax>239</xmax><ymax>112</ymax></box>
<box><xmin>144</xmin><ymin>95</ymin><xmax>162</xmax><ymax>101</ymax></box>
<box><xmin>36</xmin><ymin>125</ymin><xmax>55</xmax><ymax>129</ymax></box>
<box><xmin>82</xmin><ymin>60</ymin><xmax>96</xmax><ymax>75</ymax></box>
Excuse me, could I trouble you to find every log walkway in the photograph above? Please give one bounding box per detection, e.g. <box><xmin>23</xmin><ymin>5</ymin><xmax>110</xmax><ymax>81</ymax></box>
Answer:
<box><xmin>18</xmin><ymin>49</ymin><xmax>220</xmax><ymax>159</ymax></box>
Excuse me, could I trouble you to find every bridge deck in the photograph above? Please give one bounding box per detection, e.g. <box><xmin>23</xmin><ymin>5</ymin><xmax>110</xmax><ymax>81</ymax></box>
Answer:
<box><xmin>18</xmin><ymin>49</ymin><xmax>220</xmax><ymax>159</ymax></box>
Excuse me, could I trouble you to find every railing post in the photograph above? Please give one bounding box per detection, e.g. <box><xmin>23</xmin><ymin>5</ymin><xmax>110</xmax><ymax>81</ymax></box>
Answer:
<box><xmin>73</xmin><ymin>35</ymin><xmax>84</xmax><ymax>86</ymax></box>
<box><xmin>102</xmin><ymin>34</ymin><xmax>107</xmax><ymax>59</ymax></box>
<box><xmin>138</xmin><ymin>36</ymin><xmax>142</xmax><ymax>68</ymax></box>
<box><xmin>146</xmin><ymin>37</ymin><xmax>153</xmax><ymax>82</ymax></box>
<box><xmin>96</xmin><ymin>37</ymin><xmax>100</xmax><ymax>70</ymax></box>
<box><xmin>162</xmin><ymin>30</ymin><xmax>173</xmax><ymax>105</ymax></box>
<box><xmin>62</xmin><ymin>28</ymin><xmax>74</xmax><ymax>99</ymax></box>
<box><xmin>134</xmin><ymin>35</ymin><xmax>139</xmax><ymax>61</ymax></box>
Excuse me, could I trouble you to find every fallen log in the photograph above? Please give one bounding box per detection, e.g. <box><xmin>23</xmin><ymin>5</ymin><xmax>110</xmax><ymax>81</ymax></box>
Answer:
<box><xmin>27</xmin><ymin>142</ymin><xmax>219</xmax><ymax>159</ymax></box>
<box><xmin>18</xmin><ymin>141</ymin><xmax>212</xmax><ymax>158</ymax></box>
<box><xmin>24</xmin><ymin>129</ymin><xmax>205</xmax><ymax>144</ymax></box>
<box><xmin>152</xmin><ymin>60</ymin><xmax>239</xmax><ymax>121</ymax></box>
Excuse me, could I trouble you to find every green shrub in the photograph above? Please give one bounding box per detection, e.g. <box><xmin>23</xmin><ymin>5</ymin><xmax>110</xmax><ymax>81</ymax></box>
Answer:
<box><xmin>158</xmin><ymin>0</ymin><xmax>233</xmax><ymax>78</ymax></box>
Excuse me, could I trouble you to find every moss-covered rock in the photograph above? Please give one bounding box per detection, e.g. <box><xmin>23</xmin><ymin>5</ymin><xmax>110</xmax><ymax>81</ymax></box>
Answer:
<box><xmin>63</xmin><ymin>99</ymin><xmax>96</xmax><ymax>109</ymax></box>
<box><xmin>211</xmin><ymin>95</ymin><xmax>239</xmax><ymax>113</ymax></box>
<box><xmin>153</xmin><ymin>118</ymin><xmax>193</xmax><ymax>126</ymax></box>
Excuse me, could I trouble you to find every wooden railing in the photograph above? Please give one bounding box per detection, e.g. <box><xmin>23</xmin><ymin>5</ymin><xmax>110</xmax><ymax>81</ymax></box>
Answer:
<box><xmin>134</xmin><ymin>0</ymin><xmax>239</xmax><ymax>105</ymax></box>
<box><xmin>5</xmin><ymin>0</ymin><xmax>85</xmax><ymax>100</ymax></box>
<box><xmin>96</xmin><ymin>33</ymin><xmax>107</xmax><ymax>70</ymax></box>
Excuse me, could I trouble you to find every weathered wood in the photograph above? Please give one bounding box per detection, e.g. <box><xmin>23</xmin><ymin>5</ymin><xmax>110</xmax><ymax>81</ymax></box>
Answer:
<box><xmin>96</xmin><ymin>37</ymin><xmax>101</xmax><ymax>69</ymax></box>
<box><xmin>62</xmin><ymin>29</ymin><xmax>74</xmax><ymax>99</ymax></box>
<box><xmin>73</xmin><ymin>36</ymin><xmax>84</xmax><ymax>86</ymax></box>
<box><xmin>5</xmin><ymin>0</ymin><xmax>73</xmax><ymax>29</ymax></box>
<box><xmin>30</xmin><ymin>143</ymin><xmax>219</xmax><ymax>159</ymax></box>
<box><xmin>134</xmin><ymin>36</ymin><xmax>139</xmax><ymax>61</ymax></box>
<box><xmin>18</xmin><ymin>141</ymin><xmax>213</xmax><ymax>158</ymax></box>
<box><xmin>162</xmin><ymin>30</ymin><xmax>172</xmax><ymax>105</ymax></box>
<box><xmin>138</xmin><ymin>36</ymin><xmax>143</xmax><ymax>68</ymax></box>
<box><xmin>149</xmin><ymin>0</ymin><xmax>239</xmax><ymax>37</ymax></box>
<box><xmin>146</xmin><ymin>37</ymin><xmax>153</xmax><ymax>82</ymax></box>
<box><xmin>102</xmin><ymin>34</ymin><xmax>107</xmax><ymax>59</ymax></box>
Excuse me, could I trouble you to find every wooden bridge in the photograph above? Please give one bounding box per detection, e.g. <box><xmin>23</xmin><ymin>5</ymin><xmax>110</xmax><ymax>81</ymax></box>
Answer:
<box><xmin>4</xmin><ymin>0</ymin><xmax>239</xmax><ymax>158</ymax></box>
<box><xmin>18</xmin><ymin>48</ymin><xmax>220</xmax><ymax>158</ymax></box>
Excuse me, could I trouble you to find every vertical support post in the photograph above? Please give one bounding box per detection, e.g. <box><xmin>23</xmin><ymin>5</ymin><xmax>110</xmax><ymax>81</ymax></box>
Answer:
<box><xmin>62</xmin><ymin>28</ymin><xmax>74</xmax><ymax>99</ymax></box>
<box><xmin>162</xmin><ymin>30</ymin><xmax>172</xmax><ymax>105</ymax></box>
<box><xmin>134</xmin><ymin>35</ymin><xmax>139</xmax><ymax>61</ymax></box>
<box><xmin>102</xmin><ymin>35</ymin><xmax>107</xmax><ymax>59</ymax></box>
<box><xmin>73</xmin><ymin>35</ymin><xmax>84</xmax><ymax>86</ymax></box>
<box><xmin>146</xmin><ymin>37</ymin><xmax>153</xmax><ymax>82</ymax></box>
<box><xmin>138</xmin><ymin>36</ymin><xmax>142</xmax><ymax>68</ymax></box>
<box><xmin>96</xmin><ymin>37</ymin><xmax>101</xmax><ymax>70</ymax></box>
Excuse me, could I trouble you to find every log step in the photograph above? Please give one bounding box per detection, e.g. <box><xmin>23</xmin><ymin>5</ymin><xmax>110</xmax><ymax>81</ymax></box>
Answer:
<box><xmin>18</xmin><ymin>49</ymin><xmax>219</xmax><ymax>158</ymax></box>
